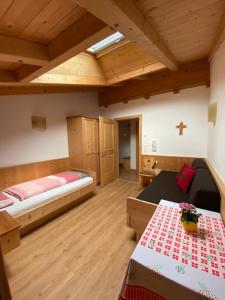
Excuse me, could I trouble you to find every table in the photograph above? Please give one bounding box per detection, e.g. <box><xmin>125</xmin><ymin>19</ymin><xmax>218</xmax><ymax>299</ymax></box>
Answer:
<box><xmin>119</xmin><ymin>200</ymin><xmax>225</xmax><ymax>300</ymax></box>
<box><xmin>0</xmin><ymin>211</ymin><xmax>21</xmax><ymax>300</ymax></box>
<box><xmin>139</xmin><ymin>168</ymin><xmax>161</xmax><ymax>188</ymax></box>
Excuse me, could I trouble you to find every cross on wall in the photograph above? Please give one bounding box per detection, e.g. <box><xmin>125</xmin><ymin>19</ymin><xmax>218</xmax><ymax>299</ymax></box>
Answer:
<box><xmin>176</xmin><ymin>122</ymin><xmax>187</xmax><ymax>135</ymax></box>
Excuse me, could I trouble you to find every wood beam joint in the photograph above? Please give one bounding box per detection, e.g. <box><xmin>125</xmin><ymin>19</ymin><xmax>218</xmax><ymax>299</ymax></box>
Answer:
<box><xmin>0</xmin><ymin>35</ymin><xmax>49</xmax><ymax>66</ymax></box>
<box><xmin>16</xmin><ymin>13</ymin><xmax>113</xmax><ymax>83</ymax></box>
<box><xmin>75</xmin><ymin>0</ymin><xmax>178</xmax><ymax>70</ymax></box>
<box><xmin>99</xmin><ymin>59</ymin><xmax>210</xmax><ymax>106</ymax></box>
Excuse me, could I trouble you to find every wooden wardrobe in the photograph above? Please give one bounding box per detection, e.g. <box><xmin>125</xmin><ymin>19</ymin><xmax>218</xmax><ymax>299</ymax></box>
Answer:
<box><xmin>67</xmin><ymin>116</ymin><xmax>100</xmax><ymax>183</ymax></box>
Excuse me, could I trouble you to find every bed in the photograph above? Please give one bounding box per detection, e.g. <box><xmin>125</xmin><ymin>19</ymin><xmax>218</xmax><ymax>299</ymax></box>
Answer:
<box><xmin>127</xmin><ymin>159</ymin><xmax>221</xmax><ymax>241</ymax></box>
<box><xmin>0</xmin><ymin>158</ymin><xmax>96</xmax><ymax>235</ymax></box>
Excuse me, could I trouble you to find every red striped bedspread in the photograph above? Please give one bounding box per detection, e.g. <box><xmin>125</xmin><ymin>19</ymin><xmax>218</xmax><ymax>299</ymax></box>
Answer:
<box><xmin>0</xmin><ymin>193</ymin><xmax>14</xmax><ymax>209</ymax></box>
<box><xmin>5</xmin><ymin>171</ymin><xmax>85</xmax><ymax>201</ymax></box>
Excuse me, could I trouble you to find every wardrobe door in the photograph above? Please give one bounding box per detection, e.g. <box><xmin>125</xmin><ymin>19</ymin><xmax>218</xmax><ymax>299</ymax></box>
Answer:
<box><xmin>83</xmin><ymin>118</ymin><xmax>98</xmax><ymax>175</ymax></box>
<box><xmin>67</xmin><ymin>118</ymin><xmax>83</xmax><ymax>169</ymax></box>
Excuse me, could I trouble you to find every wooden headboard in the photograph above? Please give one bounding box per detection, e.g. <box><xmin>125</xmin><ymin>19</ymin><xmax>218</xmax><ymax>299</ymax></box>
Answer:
<box><xmin>0</xmin><ymin>158</ymin><xmax>71</xmax><ymax>191</ymax></box>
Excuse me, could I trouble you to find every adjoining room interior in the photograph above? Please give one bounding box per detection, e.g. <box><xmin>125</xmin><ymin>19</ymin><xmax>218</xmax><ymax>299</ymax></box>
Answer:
<box><xmin>118</xmin><ymin>118</ymin><xmax>139</xmax><ymax>182</ymax></box>
<box><xmin>0</xmin><ymin>1</ymin><xmax>225</xmax><ymax>300</ymax></box>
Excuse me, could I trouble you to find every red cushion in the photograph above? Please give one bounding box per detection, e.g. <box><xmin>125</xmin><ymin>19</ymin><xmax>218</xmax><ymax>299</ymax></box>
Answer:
<box><xmin>176</xmin><ymin>164</ymin><xmax>196</xmax><ymax>193</ymax></box>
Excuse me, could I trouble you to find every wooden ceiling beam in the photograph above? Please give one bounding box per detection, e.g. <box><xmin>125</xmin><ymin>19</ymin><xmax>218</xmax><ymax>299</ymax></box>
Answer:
<box><xmin>16</xmin><ymin>13</ymin><xmax>113</xmax><ymax>83</ymax></box>
<box><xmin>75</xmin><ymin>0</ymin><xmax>178</xmax><ymax>70</ymax></box>
<box><xmin>0</xmin><ymin>85</ymin><xmax>101</xmax><ymax>96</ymax></box>
<box><xmin>106</xmin><ymin>62</ymin><xmax>165</xmax><ymax>85</ymax></box>
<box><xmin>210</xmin><ymin>12</ymin><xmax>225</xmax><ymax>60</ymax></box>
<box><xmin>0</xmin><ymin>35</ymin><xmax>49</xmax><ymax>66</ymax></box>
<box><xmin>0</xmin><ymin>70</ymin><xmax>16</xmax><ymax>84</ymax></box>
<box><xmin>99</xmin><ymin>59</ymin><xmax>210</xmax><ymax>106</ymax></box>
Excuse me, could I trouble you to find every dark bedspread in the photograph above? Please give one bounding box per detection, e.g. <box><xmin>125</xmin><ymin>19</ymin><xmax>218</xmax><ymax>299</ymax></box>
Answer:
<box><xmin>138</xmin><ymin>171</ymin><xmax>188</xmax><ymax>205</ymax></box>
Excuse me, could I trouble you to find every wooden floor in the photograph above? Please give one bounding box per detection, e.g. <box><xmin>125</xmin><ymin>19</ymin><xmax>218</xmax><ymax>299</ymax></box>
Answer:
<box><xmin>119</xmin><ymin>169</ymin><xmax>138</xmax><ymax>183</ymax></box>
<box><xmin>5</xmin><ymin>179</ymin><xmax>139</xmax><ymax>300</ymax></box>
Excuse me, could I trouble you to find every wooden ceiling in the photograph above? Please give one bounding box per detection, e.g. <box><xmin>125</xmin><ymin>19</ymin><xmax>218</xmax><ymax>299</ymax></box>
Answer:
<box><xmin>134</xmin><ymin>0</ymin><xmax>225</xmax><ymax>63</ymax></box>
<box><xmin>0</xmin><ymin>0</ymin><xmax>86</xmax><ymax>44</ymax></box>
<box><xmin>0</xmin><ymin>0</ymin><xmax>113</xmax><ymax>85</ymax></box>
<box><xmin>32</xmin><ymin>41</ymin><xmax>166</xmax><ymax>86</ymax></box>
<box><xmin>0</xmin><ymin>0</ymin><xmax>224</xmax><ymax>102</ymax></box>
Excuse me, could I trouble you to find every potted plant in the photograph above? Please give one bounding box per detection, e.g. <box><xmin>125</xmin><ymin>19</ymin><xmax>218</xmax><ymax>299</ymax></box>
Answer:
<box><xmin>179</xmin><ymin>202</ymin><xmax>202</xmax><ymax>232</ymax></box>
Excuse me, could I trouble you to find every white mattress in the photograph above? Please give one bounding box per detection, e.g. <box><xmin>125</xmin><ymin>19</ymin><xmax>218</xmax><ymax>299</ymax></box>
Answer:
<box><xmin>1</xmin><ymin>177</ymin><xmax>93</xmax><ymax>216</ymax></box>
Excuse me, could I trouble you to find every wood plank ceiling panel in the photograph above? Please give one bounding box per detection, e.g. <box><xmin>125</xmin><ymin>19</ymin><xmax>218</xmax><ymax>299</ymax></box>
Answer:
<box><xmin>134</xmin><ymin>0</ymin><xmax>225</xmax><ymax>62</ymax></box>
<box><xmin>0</xmin><ymin>0</ymin><xmax>52</xmax><ymax>38</ymax></box>
<box><xmin>0</xmin><ymin>1</ymin><xmax>13</xmax><ymax>20</ymax></box>
<box><xmin>20</xmin><ymin>0</ymin><xmax>86</xmax><ymax>44</ymax></box>
<box><xmin>0</xmin><ymin>0</ymin><xmax>87</xmax><ymax>44</ymax></box>
<box><xmin>32</xmin><ymin>52</ymin><xmax>107</xmax><ymax>86</ymax></box>
<box><xmin>98</xmin><ymin>41</ymin><xmax>165</xmax><ymax>84</ymax></box>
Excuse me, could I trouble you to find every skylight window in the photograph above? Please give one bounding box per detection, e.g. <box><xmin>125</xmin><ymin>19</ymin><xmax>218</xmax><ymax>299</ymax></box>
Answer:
<box><xmin>87</xmin><ymin>32</ymin><xmax>124</xmax><ymax>53</ymax></box>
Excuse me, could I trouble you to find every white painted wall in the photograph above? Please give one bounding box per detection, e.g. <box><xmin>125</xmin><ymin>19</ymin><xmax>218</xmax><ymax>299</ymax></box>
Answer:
<box><xmin>130</xmin><ymin>120</ymin><xmax>136</xmax><ymax>169</ymax></box>
<box><xmin>118</xmin><ymin>121</ymin><xmax>130</xmax><ymax>164</ymax></box>
<box><xmin>0</xmin><ymin>92</ymin><xmax>98</xmax><ymax>167</ymax></box>
<box><xmin>0</xmin><ymin>85</ymin><xmax>209</xmax><ymax>169</ymax></box>
<box><xmin>100</xmin><ymin>86</ymin><xmax>209</xmax><ymax>158</ymax></box>
<box><xmin>208</xmin><ymin>39</ymin><xmax>225</xmax><ymax>183</ymax></box>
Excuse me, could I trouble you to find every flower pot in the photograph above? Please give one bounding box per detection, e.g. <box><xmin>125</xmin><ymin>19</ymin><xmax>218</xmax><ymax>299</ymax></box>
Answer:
<box><xmin>181</xmin><ymin>220</ymin><xmax>198</xmax><ymax>232</ymax></box>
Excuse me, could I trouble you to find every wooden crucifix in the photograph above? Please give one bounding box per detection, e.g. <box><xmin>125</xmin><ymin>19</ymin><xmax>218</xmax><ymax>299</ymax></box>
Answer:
<box><xmin>176</xmin><ymin>122</ymin><xmax>187</xmax><ymax>135</ymax></box>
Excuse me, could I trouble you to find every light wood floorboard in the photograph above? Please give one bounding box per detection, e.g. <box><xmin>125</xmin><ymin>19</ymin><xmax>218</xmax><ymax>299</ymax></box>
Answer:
<box><xmin>119</xmin><ymin>169</ymin><xmax>138</xmax><ymax>183</ymax></box>
<box><xmin>5</xmin><ymin>179</ymin><xmax>139</xmax><ymax>300</ymax></box>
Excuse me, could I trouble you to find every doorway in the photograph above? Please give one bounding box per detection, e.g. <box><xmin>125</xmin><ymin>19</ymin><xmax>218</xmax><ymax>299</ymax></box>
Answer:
<box><xmin>116</xmin><ymin>116</ymin><xmax>141</xmax><ymax>182</ymax></box>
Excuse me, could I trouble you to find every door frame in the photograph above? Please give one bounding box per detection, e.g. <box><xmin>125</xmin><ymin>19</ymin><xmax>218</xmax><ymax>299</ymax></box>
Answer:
<box><xmin>115</xmin><ymin>115</ymin><xmax>142</xmax><ymax>176</ymax></box>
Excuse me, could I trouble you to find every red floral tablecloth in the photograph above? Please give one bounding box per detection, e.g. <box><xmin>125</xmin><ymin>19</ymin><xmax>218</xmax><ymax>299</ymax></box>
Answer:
<box><xmin>118</xmin><ymin>200</ymin><xmax>225</xmax><ymax>300</ymax></box>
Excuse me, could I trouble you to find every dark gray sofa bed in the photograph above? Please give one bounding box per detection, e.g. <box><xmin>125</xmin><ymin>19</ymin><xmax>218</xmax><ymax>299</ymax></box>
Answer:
<box><xmin>138</xmin><ymin>159</ymin><xmax>220</xmax><ymax>212</ymax></box>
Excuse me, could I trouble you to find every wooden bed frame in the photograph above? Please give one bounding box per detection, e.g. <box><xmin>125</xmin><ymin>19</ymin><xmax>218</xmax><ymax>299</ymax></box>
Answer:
<box><xmin>0</xmin><ymin>158</ymin><xmax>96</xmax><ymax>235</ymax></box>
<box><xmin>127</xmin><ymin>158</ymin><xmax>225</xmax><ymax>241</ymax></box>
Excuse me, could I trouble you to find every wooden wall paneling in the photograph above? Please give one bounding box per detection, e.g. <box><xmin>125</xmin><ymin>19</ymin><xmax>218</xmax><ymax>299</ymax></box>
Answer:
<box><xmin>0</xmin><ymin>158</ymin><xmax>71</xmax><ymax>191</ymax></box>
<box><xmin>141</xmin><ymin>155</ymin><xmax>196</xmax><ymax>172</ymax></box>
<box><xmin>99</xmin><ymin>59</ymin><xmax>210</xmax><ymax>106</ymax></box>
<box><xmin>75</xmin><ymin>0</ymin><xmax>178</xmax><ymax>70</ymax></box>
